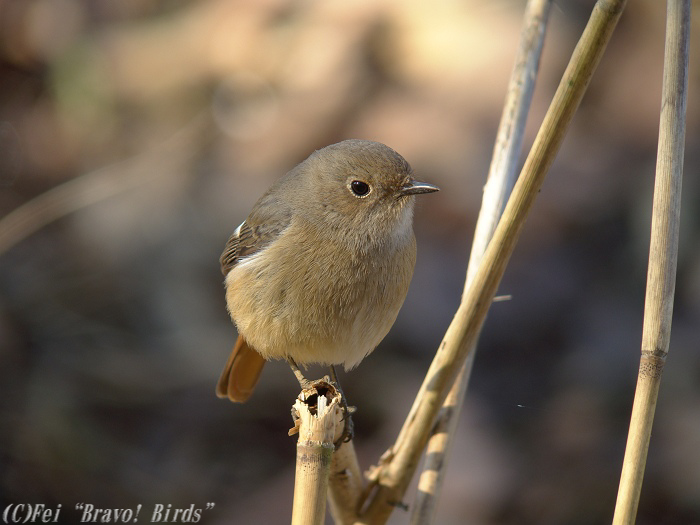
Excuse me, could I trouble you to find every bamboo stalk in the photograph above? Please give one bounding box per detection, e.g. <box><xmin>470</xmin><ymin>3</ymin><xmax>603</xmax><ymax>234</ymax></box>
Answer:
<box><xmin>291</xmin><ymin>383</ymin><xmax>343</xmax><ymax>525</ymax></box>
<box><xmin>411</xmin><ymin>1</ymin><xmax>553</xmax><ymax>522</ymax></box>
<box><xmin>359</xmin><ymin>1</ymin><xmax>628</xmax><ymax>523</ymax></box>
<box><xmin>612</xmin><ymin>1</ymin><xmax>690</xmax><ymax>523</ymax></box>
<box><xmin>327</xmin><ymin>439</ymin><xmax>363</xmax><ymax>525</ymax></box>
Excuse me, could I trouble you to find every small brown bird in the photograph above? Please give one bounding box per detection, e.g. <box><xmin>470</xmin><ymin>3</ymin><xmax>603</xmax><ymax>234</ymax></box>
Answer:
<box><xmin>216</xmin><ymin>140</ymin><xmax>438</xmax><ymax>402</ymax></box>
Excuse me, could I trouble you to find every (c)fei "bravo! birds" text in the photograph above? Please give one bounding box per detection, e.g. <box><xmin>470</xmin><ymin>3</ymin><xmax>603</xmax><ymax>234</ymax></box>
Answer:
<box><xmin>2</xmin><ymin>503</ymin><xmax>216</xmax><ymax>523</ymax></box>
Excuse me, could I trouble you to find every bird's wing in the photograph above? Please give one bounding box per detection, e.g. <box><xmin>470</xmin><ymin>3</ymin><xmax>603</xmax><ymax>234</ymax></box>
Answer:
<box><xmin>219</xmin><ymin>196</ymin><xmax>293</xmax><ymax>276</ymax></box>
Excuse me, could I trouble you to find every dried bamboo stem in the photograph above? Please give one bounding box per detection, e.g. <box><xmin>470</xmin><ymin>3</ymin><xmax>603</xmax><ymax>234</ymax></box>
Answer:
<box><xmin>359</xmin><ymin>2</ymin><xmax>628</xmax><ymax>523</ymax></box>
<box><xmin>612</xmin><ymin>1</ymin><xmax>690</xmax><ymax>523</ymax></box>
<box><xmin>411</xmin><ymin>1</ymin><xmax>553</xmax><ymax>522</ymax></box>
<box><xmin>327</xmin><ymin>440</ymin><xmax>363</xmax><ymax>525</ymax></box>
<box><xmin>291</xmin><ymin>383</ymin><xmax>343</xmax><ymax>525</ymax></box>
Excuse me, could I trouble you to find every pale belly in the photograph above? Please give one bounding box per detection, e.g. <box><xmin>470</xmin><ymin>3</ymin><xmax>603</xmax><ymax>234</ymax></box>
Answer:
<box><xmin>225</xmin><ymin>231</ymin><xmax>416</xmax><ymax>369</ymax></box>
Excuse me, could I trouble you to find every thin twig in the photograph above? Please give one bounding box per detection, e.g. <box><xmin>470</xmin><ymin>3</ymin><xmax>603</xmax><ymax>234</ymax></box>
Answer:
<box><xmin>359</xmin><ymin>1</ymin><xmax>628</xmax><ymax>523</ymax></box>
<box><xmin>612</xmin><ymin>1</ymin><xmax>690</xmax><ymax>523</ymax></box>
<box><xmin>0</xmin><ymin>114</ymin><xmax>209</xmax><ymax>257</ymax></box>
<box><xmin>411</xmin><ymin>1</ymin><xmax>553</xmax><ymax>522</ymax></box>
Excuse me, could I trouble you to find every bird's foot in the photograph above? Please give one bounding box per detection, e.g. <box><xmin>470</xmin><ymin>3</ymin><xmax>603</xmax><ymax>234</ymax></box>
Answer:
<box><xmin>287</xmin><ymin>362</ymin><xmax>356</xmax><ymax>449</ymax></box>
<box><xmin>328</xmin><ymin>365</ymin><xmax>355</xmax><ymax>449</ymax></box>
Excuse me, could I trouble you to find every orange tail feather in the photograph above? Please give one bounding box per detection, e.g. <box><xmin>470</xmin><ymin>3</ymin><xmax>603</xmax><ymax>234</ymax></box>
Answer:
<box><xmin>216</xmin><ymin>335</ymin><xmax>266</xmax><ymax>402</ymax></box>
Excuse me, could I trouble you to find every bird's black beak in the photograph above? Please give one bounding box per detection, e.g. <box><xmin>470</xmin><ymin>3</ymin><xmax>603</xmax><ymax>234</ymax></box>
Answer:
<box><xmin>399</xmin><ymin>180</ymin><xmax>440</xmax><ymax>196</ymax></box>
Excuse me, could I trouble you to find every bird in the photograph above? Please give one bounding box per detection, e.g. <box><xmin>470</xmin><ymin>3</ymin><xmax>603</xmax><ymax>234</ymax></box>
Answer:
<box><xmin>216</xmin><ymin>139</ymin><xmax>438</xmax><ymax>403</ymax></box>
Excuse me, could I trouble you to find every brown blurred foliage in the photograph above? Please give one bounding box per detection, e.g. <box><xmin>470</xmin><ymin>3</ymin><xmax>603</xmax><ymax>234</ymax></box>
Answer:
<box><xmin>1</xmin><ymin>1</ymin><xmax>699</xmax><ymax>524</ymax></box>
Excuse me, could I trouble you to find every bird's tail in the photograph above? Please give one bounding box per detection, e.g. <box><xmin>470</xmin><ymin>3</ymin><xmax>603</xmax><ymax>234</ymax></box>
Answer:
<box><xmin>216</xmin><ymin>335</ymin><xmax>266</xmax><ymax>402</ymax></box>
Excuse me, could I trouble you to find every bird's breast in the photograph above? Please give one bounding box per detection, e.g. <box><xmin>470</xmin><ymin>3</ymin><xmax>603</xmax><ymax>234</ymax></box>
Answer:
<box><xmin>225</xmin><ymin>219</ymin><xmax>416</xmax><ymax>368</ymax></box>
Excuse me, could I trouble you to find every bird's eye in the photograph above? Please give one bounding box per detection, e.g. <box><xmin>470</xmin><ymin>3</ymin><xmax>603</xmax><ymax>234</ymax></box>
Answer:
<box><xmin>350</xmin><ymin>180</ymin><xmax>371</xmax><ymax>197</ymax></box>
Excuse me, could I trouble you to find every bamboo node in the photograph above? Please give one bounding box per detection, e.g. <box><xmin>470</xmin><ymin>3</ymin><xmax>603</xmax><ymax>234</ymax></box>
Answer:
<box><xmin>639</xmin><ymin>353</ymin><xmax>666</xmax><ymax>380</ymax></box>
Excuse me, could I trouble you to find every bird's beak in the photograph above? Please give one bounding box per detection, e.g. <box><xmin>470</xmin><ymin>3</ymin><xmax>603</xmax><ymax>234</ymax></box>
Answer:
<box><xmin>399</xmin><ymin>180</ymin><xmax>440</xmax><ymax>196</ymax></box>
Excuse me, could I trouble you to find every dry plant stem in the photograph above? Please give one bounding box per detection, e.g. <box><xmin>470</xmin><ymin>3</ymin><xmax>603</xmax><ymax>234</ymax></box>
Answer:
<box><xmin>360</xmin><ymin>2</ymin><xmax>628</xmax><ymax>523</ymax></box>
<box><xmin>0</xmin><ymin>114</ymin><xmax>208</xmax><ymax>257</ymax></box>
<box><xmin>292</xmin><ymin>385</ymin><xmax>343</xmax><ymax>525</ymax></box>
<box><xmin>411</xmin><ymin>1</ymin><xmax>553</xmax><ymax>522</ymax></box>
<box><xmin>612</xmin><ymin>1</ymin><xmax>690</xmax><ymax>523</ymax></box>
<box><xmin>327</xmin><ymin>440</ymin><xmax>364</xmax><ymax>525</ymax></box>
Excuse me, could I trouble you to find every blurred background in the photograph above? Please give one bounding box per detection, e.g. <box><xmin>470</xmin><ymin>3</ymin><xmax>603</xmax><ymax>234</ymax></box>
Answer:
<box><xmin>1</xmin><ymin>0</ymin><xmax>699</xmax><ymax>523</ymax></box>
